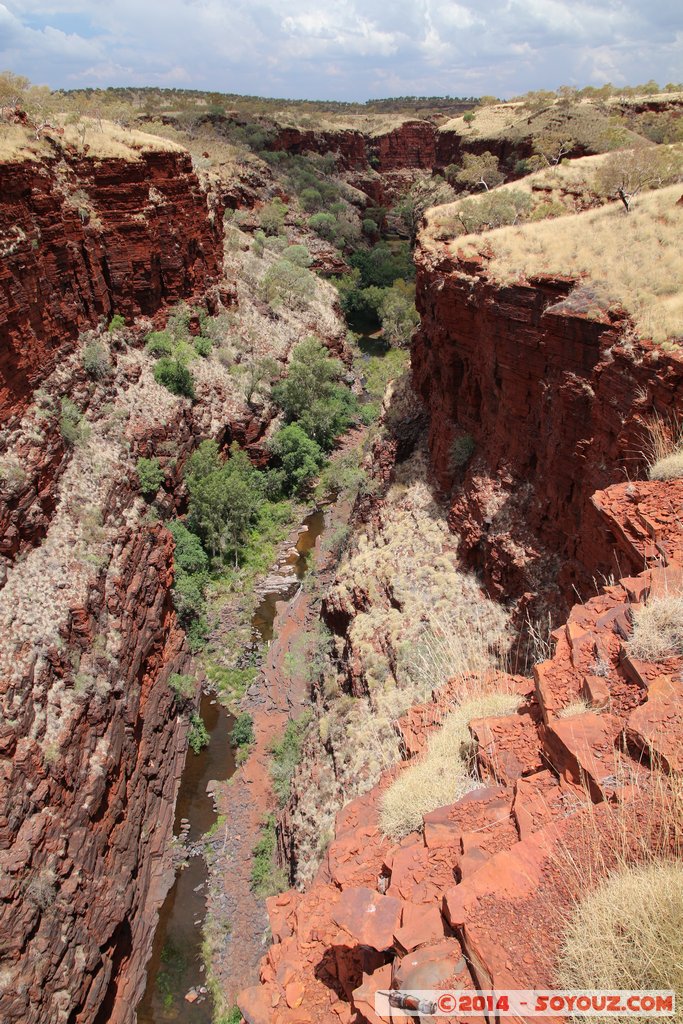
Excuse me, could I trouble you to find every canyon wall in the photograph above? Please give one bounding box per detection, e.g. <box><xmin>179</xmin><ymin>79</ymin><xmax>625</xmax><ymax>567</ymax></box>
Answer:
<box><xmin>0</xmin><ymin>141</ymin><xmax>223</xmax><ymax>424</ymax></box>
<box><xmin>412</xmin><ymin>243</ymin><xmax>683</xmax><ymax>613</ymax></box>
<box><xmin>0</xmin><ymin>131</ymin><xmax>224</xmax><ymax>1023</ymax></box>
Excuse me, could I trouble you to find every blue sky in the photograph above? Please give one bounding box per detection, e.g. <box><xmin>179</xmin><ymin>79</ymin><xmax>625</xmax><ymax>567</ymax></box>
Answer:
<box><xmin>1</xmin><ymin>0</ymin><xmax>681</xmax><ymax>100</ymax></box>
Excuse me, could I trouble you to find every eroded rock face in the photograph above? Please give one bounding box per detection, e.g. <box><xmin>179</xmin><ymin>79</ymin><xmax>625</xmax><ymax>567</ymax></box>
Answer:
<box><xmin>411</xmin><ymin>243</ymin><xmax>683</xmax><ymax>613</ymax></box>
<box><xmin>0</xmin><ymin>147</ymin><xmax>223</xmax><ymax>423</ymax></box>
<box><xmin>239</xmin><ymin>482</ymin><xmax>683</xmax><ymax>1024</ymax></box>
<box><xmin>0</xmin><ymin>522</ymin><xmax>191</xmax><ymax>1024</ymax></box>
<box><xmin>0</xmin><ymin>133</ymin><xmax>226</xmax><ymax>1024</ymax></box>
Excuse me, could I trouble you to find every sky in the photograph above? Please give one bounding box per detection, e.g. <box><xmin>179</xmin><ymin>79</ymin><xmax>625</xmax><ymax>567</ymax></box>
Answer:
<box><xmin>0</xmin><ymin>0</ymin><xmax>681</xmax><ymax>101</ymax></box>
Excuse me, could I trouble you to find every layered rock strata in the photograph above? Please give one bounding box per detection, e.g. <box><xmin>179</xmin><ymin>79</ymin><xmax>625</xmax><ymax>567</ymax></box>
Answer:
<box><xmin>412</xmin><ymin>243</ymin><xmax>683</xmax><ymax>613</ymax></box>
<box><xmin>0</xmin><ymin>131</ymin><xmax>223</xmax><ymax>423</ymax></box>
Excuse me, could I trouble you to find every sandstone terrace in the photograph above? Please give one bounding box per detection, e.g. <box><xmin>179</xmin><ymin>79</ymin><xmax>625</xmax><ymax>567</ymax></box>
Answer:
<box><xmin>0</xmin><ymin>117</ymin><xmax>185</xmax><ymax>164</ymax></box>
<box><xmin>439</xmin><ymin>96</ymin><xmax>646</xmax><ymax>150</ymax></box>
<box><xmin>425</xmin><ymin>182</ymin><xmax>683</xmax><ymax>344</ymax></box>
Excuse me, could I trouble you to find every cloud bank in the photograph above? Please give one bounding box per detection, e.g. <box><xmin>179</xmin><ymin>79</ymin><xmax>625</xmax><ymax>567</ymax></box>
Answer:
<box><xmin>1</xmin><ymin>0</ymin><xmax>681</xmax><ymax>99</ymax></box>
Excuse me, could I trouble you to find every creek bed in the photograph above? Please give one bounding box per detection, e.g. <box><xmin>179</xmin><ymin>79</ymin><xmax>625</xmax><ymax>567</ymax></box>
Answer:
<box><xmin>136</xmin><ymin>509</ymin><xmax>327</xmax><ymax>1022</ymax></box>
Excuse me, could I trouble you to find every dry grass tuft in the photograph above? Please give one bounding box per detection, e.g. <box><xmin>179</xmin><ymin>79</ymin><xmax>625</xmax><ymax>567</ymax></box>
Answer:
<box><xmin>628</xmin><ymin>596</ymin><xmax>683</xmax><ymax>662</ymax></box>
<box><xmin>379</xmin><ymin>690</ymin><xmax>521</xmax><ymax>841</ymax></box>
<box><xmin>650</xmin><ymin>451</ymin><xmax>683</xmax><ymax>480</ymax></box>
<box><xmin>558</xmin><ymin>861</ymin><xmax>683</xmax><ymax>1021</ymax></box>
<box><xmin>644</xmin><ymin>413</ymin><xmax>683</xmax><ymax>480</ymax></box>
<box><xmin>557</xmin><ymin>699</ymin><xmax>592</xmax><ymax>719</ymax></box>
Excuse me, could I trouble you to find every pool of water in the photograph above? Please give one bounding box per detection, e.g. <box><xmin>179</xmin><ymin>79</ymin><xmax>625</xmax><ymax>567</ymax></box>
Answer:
<box><xmin>136</xmin><ymin>509</ymin><xmax>326</xmax><ymax>1022</ymax></box>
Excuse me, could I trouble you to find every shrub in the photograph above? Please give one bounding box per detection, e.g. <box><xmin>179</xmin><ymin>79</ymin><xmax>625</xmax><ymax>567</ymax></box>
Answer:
<box><xmin>270</xmin><ymin>712</ymin><xmax>312</xmax><ymax>807</ymax></box>
<box><xmin>260</xmin><ymin>198</ymin><xmax>287</xmax><ymax>236</ymax></box>
<box><xmin>251</xmin><ymin>815</ymin><xmax>288</xmax><ymax>896</ymax></box>
<box><xmin>450</xmin><ymin>433</ymin><xmax>475</xmax><ymax>469</ymax></box>
<box><xmin>454</xmin><ymin>189</ymin><xmax>532</xmax><ymax>234</ymax></box>
<box><xmin>230</xmin><ymin>712</ymin><xmax>255</xmax><ymax>748</ymax></box>
<box><xmin>188</xmin><ymin>712</ymin><xmax>210</xmax><ymax>754</ymax></box>
<box><xmin>259</xmin><ymin>259</ymin><xmax>316</xmax><ymax>308</ymax></box>
<box><xmin>628</xmin><ymin>596</ymin><xmax>683</xmax><ymax>661</ymax></box>
<box><xmin>168</xmin><ymin>673</ymin><xmax>195</xmax><ymax>704</ymax></box>
<box><xmin>145</xmin><ymin>330</ymin><xmax>174</xmax><ymax>357</ymax></box>
<box><xmin>379</xmin><ymin>691</ymin><xmax>520</xmax><ymax>840</ymax></box>
<box><xmin>309</xmin><ymin>211</ymin><xmax>338</xmax><ymax>243</ymax></box>
<box><xmin>0</xmin><ymin>456</ymin><xmax>27</xmax><ymax>493</ymax></box>
<box><xmin>282</xmin><ymin>244</ymin><xmax>312</xmax><ymax>267</ymax></box>
<box><xmin>558</xmin><ymin>862</ymin><xmax>683</xmax><ymax>1007</ymax></box>
<box><xmin>59</xmin><ymin>398</ymin><xmax>90</xmax><ymax>446</ymax></box>
<box><xmin>194</xmin><ymin>336</ymin><xmax>212</xmax><ymax>357</ymax></box>
<box><xmin>82</xmin><ymin>340</ymin><xmax>111</xmax><ymax>379</ymax></box>
<box><xmin>168</xmin><ymin>519</ymin><xmax>209</xmax><ymax>575</ymax></box>
<box><xmin>153</xmin><ymin>358</ymin><xmax>195</xmax><ymax>399</ymax></box>
<box><xmin>108</xmin><ymin>313</ymin><xmax>126</xmax><ymax>332</ymax></box>
<box><xmin>136</xmin><ymin>456</ymin><xmax>164</xmax><ymax>500</ymax></box>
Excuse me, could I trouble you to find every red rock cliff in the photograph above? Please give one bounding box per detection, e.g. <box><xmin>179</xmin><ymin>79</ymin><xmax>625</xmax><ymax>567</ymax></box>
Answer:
<box><xmin>0</xmin><ymin>519</ymin><xmax>191</xmax><ymax>1024</ymax></box>
<box><xmin>0</xmin><ymin>141</ymin><xmax>223</xmax><ymax>424</ymax></box>
<box><xmin>412</xmin><ymin>242</ymin><xmax>683</xmax><ymax>612</ymax></box>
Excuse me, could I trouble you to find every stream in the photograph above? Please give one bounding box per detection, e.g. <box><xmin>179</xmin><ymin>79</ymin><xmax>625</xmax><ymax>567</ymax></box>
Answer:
<box><xmin>136</xmin><ymin>509</ymin><xmax>327</xmax><ymax>1023</ymax></box>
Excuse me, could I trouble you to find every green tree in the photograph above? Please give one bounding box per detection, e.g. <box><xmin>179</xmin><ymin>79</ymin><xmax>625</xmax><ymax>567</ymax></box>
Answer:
<box><xmin>168</xmin><ymin>519</ymin><xmax>208</xmax><ymax>575</ymax></box>
<box><xmin>243</xmin><ymin>356</ymin><xmax>279</xmax><ymax>406</ymax></box>
<box><xmin>379</xmin><ymin>280</ymin><xmax>420</xmax><ymax>347</ymax></box>
<box><xmin>454</xmin><ymin>189</ymin><xmax>532</xmax><ymax>234</ymax></box>
<box><xmin>271</xmin><ymin>338</ymin><xmax>343</xmax><ymax>422</ymax></box>
<box><xmin>136</xmin><ymin>456</ymin><xmax>164</xmax><ymax>500</ymax></box>
<box><xmin>269</xmin><ymin>424</ymin><xmax>325</xmax><ymax>494</ymax></box>
<box><xmin>187</xmin><ymin>444</ymin><xmax>263</xmax><ymax>563</ymax></box>
<box><xmin>531</xmin><ymin>130</ymin><xmax>577</xmax><ymax>167</ymax></box>
<box><xmin>186</xmin><ymin>439</ymin><xmax>223</xmax><ymax>489</ymax></box>
<box><xmin>271</xmin><ymin>338</ymin><xmax>357</xmax><ymax>449</ymax></box>
<box><xmin>188</xmin><ymin>712</ymin><xmax>209</xmax><ymax>753</ymax></box>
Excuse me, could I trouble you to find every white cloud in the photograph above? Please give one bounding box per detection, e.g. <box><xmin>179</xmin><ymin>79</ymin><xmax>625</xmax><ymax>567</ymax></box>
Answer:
<box><xmin>0</xmin><ymin>0</ymin><xmax>681</xmax><ymax>99</ymax></box>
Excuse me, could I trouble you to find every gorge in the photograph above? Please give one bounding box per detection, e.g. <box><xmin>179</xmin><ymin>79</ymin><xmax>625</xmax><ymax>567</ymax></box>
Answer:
<box><xmin>0</xmin><ymin>85</ymin><xmax>682</xmax><ymax>1024</ymax></box>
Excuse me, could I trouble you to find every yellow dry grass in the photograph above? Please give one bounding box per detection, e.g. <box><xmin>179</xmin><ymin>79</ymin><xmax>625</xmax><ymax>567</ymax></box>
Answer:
<box><xmin>644</xmin><ymin>413</ymin><xmax>683</xmax><ymax>480</ymax></box>
<box><xmin>628</xmin><ymin>595</ymin><xmax>683</xmax><ymax>661</ymax></box>
<box><xmin>558</xmin><ymin>861</ymin><xmax>683</xmax><ymax>1021</ymax></box>
<box><xmin>270</xmin><ymin>111</ymin><xmax>421</xmax><ymax>136</ymax></box>
<box><xmin>456</xmin><ymin>184</ymin><xmax>683</xmax><ymax>343</ymax></box>
<box><xmin>0</xmin><ymin>117</ymin><xmax>184</xmax><ymax>164</ymax></box>
<box><xmin>0</xmin><ymin>122</ymin><xmax>51</xmax><ymax>162</ymax></box>
<box><xmin>439</xmin><ymin>98</ymin><xmax>643</xmax><ymax>151</ymax></box>
<box><xmin>379</xmin><ymin>689</ymin><xmax>521</xmax><ymax>841</ymax></box>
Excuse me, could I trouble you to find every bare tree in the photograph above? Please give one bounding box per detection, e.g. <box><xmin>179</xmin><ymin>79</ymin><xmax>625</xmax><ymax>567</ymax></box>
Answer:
<box><xmin>597</xmin><ymin>144</ymin><xmax>683</xmax><ymax>211</ymax></box>
<box><xmin>448</xmin><ymin>151</ymin><xmax>505</xmax><ymax>192</ymax></box>
<box><xmin>531</xmin><ymin>129</ymin><xmax>577</xmax><ymax>168</ymax></box>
